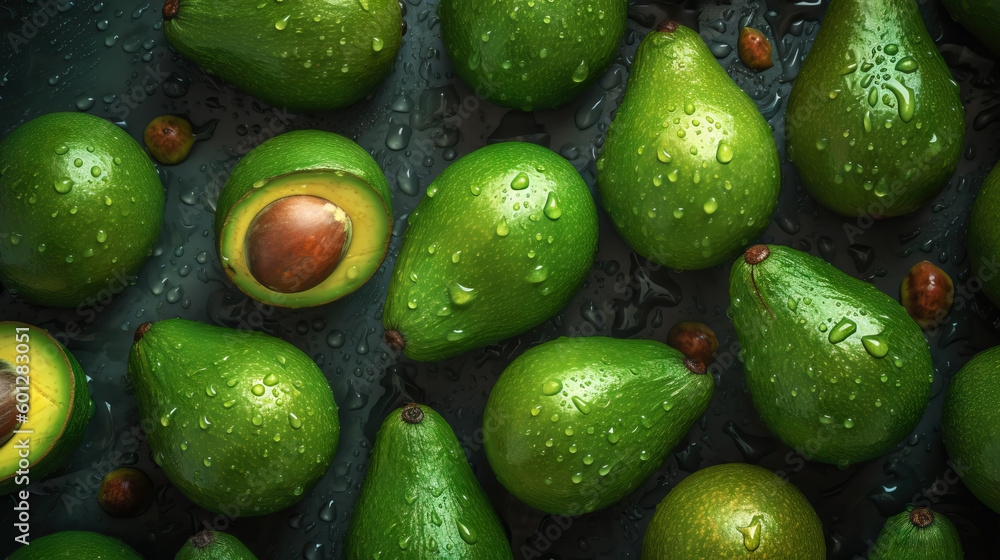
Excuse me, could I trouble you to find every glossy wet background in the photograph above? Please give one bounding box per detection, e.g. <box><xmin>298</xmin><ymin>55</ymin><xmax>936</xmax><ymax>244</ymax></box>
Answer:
<box><xmin>1</xmin><ymin>0</ymin><xmax>999</xmax><ymax>558</ymax></box>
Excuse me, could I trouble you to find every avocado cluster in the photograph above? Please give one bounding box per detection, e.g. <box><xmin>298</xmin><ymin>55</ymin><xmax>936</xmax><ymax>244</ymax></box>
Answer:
<box><xmin>5</xmin><ymin>0</ymin><xmax>1000</xmax><ymax>557</ymax></box>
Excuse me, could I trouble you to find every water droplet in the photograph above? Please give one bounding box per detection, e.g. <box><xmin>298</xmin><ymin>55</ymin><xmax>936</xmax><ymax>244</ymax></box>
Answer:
<box><xmin>864</xmin><ymin>110</ymin><xmax>873</xmax><ymax>133</ymax></box>
<box><xmin>289</xmin><ymin>412</ymin><xmax>303</xmax><ymax>429</ymax></box>
<box><xmin>599</xmin><ymin>464</ymin><xmax>612</xmax><ymax>475</ymax></box>
<box><xmin>684</xmin><ymin>101</ymin><xmax>695</xmax><ymax>115</ymax></box>
<box><xmin>895</xmin><ymin>56</ymin><xmax>917</xmax><ymax>73</ymax></box>
<box><xmin>884</xmin><ymin>79</ymin><xmax>915</xmax><ymax>122</ymax></box>
<box><xmin>606</xmin><ymin>429</ymin><xmax>619</xmax><ymax>444</ymax></box>
<box><xmin>90</xmin><ymin>166</ymin><xmax>102</xmax><ymax>177</ymax></box>
<box><xmin>510</xmin><ymin>172</ymin><xmax>530</xmax><ymax>190</ymax></box>
<box><xmin>252</xmin><ymin>384</ymin><xmax>266</xmax><ymax>396</ymax></box>
<box><xmin>571</xmin><ymin>60</ymin><xmax>589</xmax><ymax>83</ymax></box>
<box><xmin>263</xmin><ymin>373</ymin><xmax>279</xmax><ymax>386</ymax></box>
<box><xmin>203</xmin><ymin>457</ymin><xmax>212</xmax><ymax>467</ymax></box>
<box><xmin>571</xmin><ymin>396</ymin><xmax>591</xmax><ymax>414</ymax></box>
<box><xmin>656</xmin><ymin>147</ymin><xmax>671</xmax><ymax>163</ymax></box>
<box><xmin>816</xmin><ymin>138</ymin><xmax>829</xmax><ymax>151</ymax></box>
<box><xmin>54</xmin><ymin>145</ymin><xmax>69</xmax><ymax>155</ymax></box>
<box><xmin>716</xmin><ymin>141</ymin><xmax>733</xmax><ymax>164</ymax></box>
<box><xmin>496</xmin><ymin>218</ymin><xmax>510</xmax><ymax>237</ymax></box>
<box><xmin>372</xmin><ymin>37</ymin><xmax>383</xmax><ymax>51</ymax></box>
<box><xmin>703</xmin><ymin>198</ymin><xmax>718</xmax><ymax>214</ymax></box>
<box><xmin>457</xmin><ymin>521</ymin><xmax>478</xmax><ymax>544</ymax></box>
<box><xmin>525</xmin><ymin>265</ymin><xmax>548</xmax><ymax>284</ymax></box>
<box><xmin>446</xmin><ymin>330</ymin><xmax>468</xmax><ymax>342</ymax></box>
<box><xmin>252</xmin><ymin>414</ymin><xmax>264</xmax><ymax>426</ymax></box>
<box><xmin>738</xmin><ymin>515</ymin><xmax>764</xmax><ymax>551</ymax></box>
<box><xmin>54</xmin><ymin>178</ymin><xmax>73</xmax><ymax>194</ymax></box>
<box><xmin>861</xmin><ymin>335</ymin><xmax>888</xmax><ymax>358</ymax></box>
<box><xmin>844</xmin><ymin>418</ymin><xmax>855</xmax><ymax>428</ymax></box>
<box><xmin>542</xmin><ymin>380</ymin><xmax>562</xmax><ymax>395</ymax></box>
<box><xmin>448</xmin><ymin>283</ymin><xmax>476</xmax><ymax>306</ymax></box>
<box><xmin>275</xmin><ymin>16</ymin><xmax>289</xmax><ymax>30</ymax></box>
<box><xmin>543</xmin><ymin>193</ymin><xmax>561</xmax><ymax>220</ymax></box>
<box><xmin>828</xmin><ymin>318</ymin><xmax>857</xmax><ymax>343</ymax></box>
<box><xmin>451</xmin><ymin>251</ymin><xmax>461</xmax><ymax>264</ymax></box>
<box><xmin>787</xmin><ymin>297</ymin><xmax>798</xmax><ymax>311</ymax></box>
<box><xmin>199</xmin><ymin>415</ymin><xmax>211</xmax><ymax>429</ymax></box>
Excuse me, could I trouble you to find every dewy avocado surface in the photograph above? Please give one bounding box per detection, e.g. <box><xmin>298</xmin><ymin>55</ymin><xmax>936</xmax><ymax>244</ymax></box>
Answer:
<box><xmin>2</xmin><ymin>0</ymin><xmax>1000</xmax><ymax>557</ymax></box>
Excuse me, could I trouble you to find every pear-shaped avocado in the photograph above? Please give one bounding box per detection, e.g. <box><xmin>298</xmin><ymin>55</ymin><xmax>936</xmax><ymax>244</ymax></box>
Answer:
<box><xmin>382</xmin><ymin>142</ymin><xmax>598</xmax><ymax>362</ymax></box>
<box><xmin>941</xmin><ymin>0</ymin><xmax>1000</xmax><ymax>58</ymax></box>
<box><xmin>215</xmin><ymin>130</ymin><xmax>393</xmax><ymax>308</ymax></box>
<box><xmin>785</xmin><ymin>0</ymin><xmax>964</xmax><ymax>217</ymax></box>
<box><xmin>598</xmin><ymin>22</ymin><xmax>780</xmax><ymax>270</ymax></box>
<box><xmin>1</xmin><ymin>321</ymin><xmax>94</xmax><ymax>495</ymax></box>
<box><xmin>965</xmin><ymin>162</ymin><xmax>1000</xmax><ymax>307</ymax></box>
<box><xmin>942</xmin><ymin>344</ymin><xmax>1000</xmax><ymax>513</ymax></box>
<box><xmin>438</xmin><ymin>0</ymin><xmax>626</xmax><ymax>111</ymax></box>
<box><xmin>482</xmin><ymin>336</ymin><xmax>713</xmax><ymax>515</ymax></box>
<box><xmin>127</xmin><ymin>319</ymin><xmax>339</xmax><ymax>516</ymax></box>
<box><xmin>729</xmin><ymin>245</ymin><xmax>933</xmax><ymax>466</ymax></box>
<box><xmin>641</xmin><ymin>463</ymin><xmax>825</xmax><ymax>559</ymax></box>
<box><xmin>8</xmin><ymin>531</ymin><xmax>143</xmax><ymax>559</ymax></box>
<box><xmin>869</xmin><ymin>505</ymin><xmax>963</xmax><ymax>559</ymax></box>
<box><xmin>0</xmin><ymin>112</ymin><xmax>164</xmax><ymax>307</ymax></box>
<box><xmin>175</xmin><ymin>531</ymin><xmax>258</xmax><ymax>560</ymax></box>
<box><xmin>346</xmin><ymin>403</ymin><xmax>512</xmax><ymax>559</ymax></box>
<box><xmin>163</xmin><ymin>0</ymin><xmax>402</xmax><ymax>111</ymax></box>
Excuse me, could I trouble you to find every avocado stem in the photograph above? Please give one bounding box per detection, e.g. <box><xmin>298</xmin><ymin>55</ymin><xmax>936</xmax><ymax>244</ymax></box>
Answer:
<box><xmin>401</xmin><ymin>403</ymin><xmax>424</xmax><ymax>424</ymax></box>
<box><xmin>744</xmin><ymin>245</ymin><xmax>775</xmax><ymax>318</ymax></box>
<box><xmin>134</xmin><ymin>322</ymin><xmax>153</xmax><ymax>342</ymax></box>
<box><xmin>683</xmin><ymin>358</ymin><xmax>707</xmax><ymax>375</ymax></box>
<box><xmin>190</xmin><ymin>530</ymin><xmax>216</xmax><ymax>549</ymax></box>
<box><xmin>657</xmin><ymin>20</ymin><xmax>680</xmax><ymax>33</ymax></box>
<box><xmin>384</xmin><ymin>330</ymin><xmax>405</xmax><ymax>351</ymax></box>
<box><xmin>162</xmin><ymin>0</ymin><xmax>178</xmax><ymax>20</ymax></box>
<box><xmin>909</xmin><ymin>507</ymin><xmax>934</xmax><ymax>528</ymax></box>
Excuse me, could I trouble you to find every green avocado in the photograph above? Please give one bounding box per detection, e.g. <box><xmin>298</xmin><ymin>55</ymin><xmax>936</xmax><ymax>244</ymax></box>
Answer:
<box><xmin>641</xmin><ymin>463</ymin><xmax>825</xmax><ymax>559</ymax></box>
<box><xmin>482</xmin><ymin>336</ymin><xmax>714</xmax><ymax>515</ymax></box>
<box><xmin>127</xmin><ymin>319</ymin><xmax>339</xmax><ymax>516</ymax></box>
<box><xmin>1</xmin><ymin>322</ymin><xmax>94</xmax><ymax>496</ymax></box>
<box><xmin>438</xmin><ymin>0</ymin><xmax>626</xmax><ymax>111</ymax></box>
<box><xmin>382</xmin><ymin>142</ymin><xmax>598</xmax><ymax>362</ymax></box>
<box><xmin>174</xmin><ymin>531</ymin><xmax>258</xmax><ymax>560</ymax></box>
<box><xmin>786</xmin><ymin>0</ymin><xmax>965</xmax><ymax>217</ymax></box>
<box><xmin>163</xmin><ymin>0</ymin><xmax>402</xmax><ymax>111</ymax></box>
<box><xmin>597</xmin><ymin>22</ymin><xmax>780</xmax><ymax>270</ymax></box>
<box><xmin>729</xmin><ymin>245</ymin><xmax>933</xmax><ymax>466</ymax></box>
<box><xmin>869</xmin><ymin>505</ymin><xmax>963</xmax><ymax>560</ymax></box>
<box><xmin>941</xmin><ymin>0</ymin><xmax>1000</xmax><ymax>58</ymax></box>
<box><xmin>346</xmin><ymin>403</ymin><xmax>512</xmax><ymax>559</ymax></box>
<box><xmin>215</xmin><ymin>130</ymin><xmax>393</xmax><ymax>308</ymax></box>
<box><xmin>965</xmin><ymin>162</ymin><xmax>1000</xmax><ymax>306</ymax></box>
<box><xmin>7</xmin><ymin>531</ymin><xmax>142</xmax><ymax>559</ymax></box>
<box><xmin>942</xmin><ymin>344</ymin><xmax>1000</xmax><ymax>513</ymax></box>
<box><xmin>0</xmin><ymin>112</ymin><xmax>164</xmax><ymax>307</ymax></box>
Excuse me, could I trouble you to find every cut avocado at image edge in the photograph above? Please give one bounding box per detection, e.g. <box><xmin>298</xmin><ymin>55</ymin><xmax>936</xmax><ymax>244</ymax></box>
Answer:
<box><xmin>482</xmin><ymin>336</ymin><xmax>714</xmax><ymax>515</ymax></box>
<box><xmin>127</xmin><ymin>319</ymin><xmax>340</xmax><ymax>516</ymax></box>
<box><xmin>382</xmin><ymin>141</ymin><xmax>598</xmax><ymax>362</ymax></box>
<box><xmin>7</xmin><ymin>530</ymin><xmax>143</xmax><ymax>559</ymax></box>
<box><xmin>729</xmin><ymin>244</ymin><xmax>933</xmax><ymax>466</ymax></box>
<box><xmin>346</xmin><ymin>403</ymin><xmax>513</xmax><ymax>559</ymax></box>
<box><xmin>598</xmin><ymin>21</ymin><xmax>781</xmax><ymax>270</ymax></box>
<box><xmin>162</xmin><ymin>0</ymin><xmax>403</xmax><ymax>111</ymax></box>
<box><xmin>215</xmin><ymin>130</ymin><xmax>393</xmax><ymax>308</ymax></box>
<box><xmin>1</xmin><ymin>322</ymin><xmax>94</xmax><ymax>496</ymax></box>
<box><xmin>868</xmin><ymin>504</ymin><xmax>963</xmax><ymax>559</ymax></box>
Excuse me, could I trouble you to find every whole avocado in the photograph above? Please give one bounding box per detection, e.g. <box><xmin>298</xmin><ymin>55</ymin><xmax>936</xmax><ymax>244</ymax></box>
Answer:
<box><xmin>0</xmin><ymin>112</ymin><xmax>164</xmax><ymax>307</ymax></box>
<box><xmin>163</xmin><ymin>0</ymin><xmax>402</xmax><ymax>111</ymax></box>
<box><xmin>941</xmin><ymin>0</ymin><xmax>1000</xmax><ymax>58</ymax></box>
<box><xmin>438</xmin><ymin>0</ymin><xmax>626</xmax><ymax>111</ymax></box>
<box><xmin>8</xmin><ymin>531</ymin><xmax>143</xmax><ymax>559</ymax></box>
<box><xmin>966</xmin><ymin>162</ymin><xmax>1000</xmax><ymax>306</ymax></box>
<box><xmin>869</xmin><ymin>505</ymin><xmax>963</xmax><ymax>560</ymax></box>
<box><xmin>175</xmin><ymin>531</ymin><xmax>258</xmax><ymax>560</ymax></box>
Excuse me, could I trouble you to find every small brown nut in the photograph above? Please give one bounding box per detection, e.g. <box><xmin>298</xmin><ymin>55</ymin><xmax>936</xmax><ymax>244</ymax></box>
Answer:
<box><xmin>738</xmin><ymin>27</ymin><xmax>774</xmax><ymax>71</ymax></box>
<box><xmin>667</xmin><ymin>322</ymin><xmax>720</xmax><ymax>366</ymax></box>
<box><xmin>143</xmin><ymin>114</ymin><xmax>195</xmax><ymax>165</ymax></box>
<box><xmin>97</xmin><ymin>467</ymin><xmax>154</xmax><ymax>517</ymax></box>
<box><xmin>245</xmin><ymin>195</ymin><xmax>353</xmax><ymax>294</ymax></box>
<box><xmin>900</xmin><ymin>261</ymin><xmax>954</xmax><ymax>329</ymax></box>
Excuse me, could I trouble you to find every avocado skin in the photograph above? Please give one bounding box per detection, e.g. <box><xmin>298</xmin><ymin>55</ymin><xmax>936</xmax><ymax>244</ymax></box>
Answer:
<box><xmin>127</xmin><ymin>319</ymin><xmax>339</xmax><ymax>516</ymax></box>
<box><xmin>0</xmin><ymin>112</ymin><xmax>164</xmax><ymax>307</ymax></box>
<box><xmin>729</xmin><ymin>245</ymin><xmax>932</xmax><ymax>466</ymax></box>
<box><xmin>174</xmin><ymin>531</ymin><xmax>258</xmax><ymax>560</ymax></box>
<box><xmin>483</xmin><ymin>336</ymin><xmax>713</xmax><ymax>515</ymax></box>
<box><xmin>598</xmin><ymin>24</ymin><xmax>780</xmax><ymax>270</ymax></box>
<box><xmin>869</xmin><ymin>505</ymin><xmax>964</xmax><ymax>560</ymax></box>
<box><xmin>438</xmin><ymin>0</ymin><xmax>626</xmax><ymax>111</ymax></box>
<box><xmin>382</xmin><ymin>142</ymin><xmax>598</xmax><ymax>362</ymax></box>
<box><xmin>943</xmin><ymin>345</ymin><xmax>1000</xmax><ymax>513</ymax></box>
<box><xmin>941</xmin><ymin>0</ymin><xmax>1000</xmax><ymax>58</ymax></box>
<box><xmin>0</xmin><ymin>322</ymin><xmax>94</xmax><ymax>496</ymax></box>
<box><xmin>786</xmin><ymin>0</ymin><xmax>964</xmax><ymax>217</ymax></box>
<box><xmin>8</xmin><ymin>531</ymin><xmax>143</xmax><ymax>559</ymax></box>
<box><xmin>640</xmin><ymin>463</ymin><xmax>825</xmax><ymax>559</ymax></box>
<box><xmin>345</xmin><ymin>404</ymin><xmax>512</xmax><ymax>559</ymax></box>
<box><xmin>164</xmin><ymin>0</ymin><xmax>401</xmax><ymax>111</ymax></box>
<box><xmin>965</xmin><ymin>163</ymin><xmax>1000</xmax><ymax>306</ymax></box>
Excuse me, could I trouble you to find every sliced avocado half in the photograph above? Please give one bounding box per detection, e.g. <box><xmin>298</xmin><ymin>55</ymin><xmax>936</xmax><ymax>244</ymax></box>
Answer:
<box><xmin>1</xmin><ymin>321</ymin><xmax>94</xmax><ymax>495</ymax></box>
<box><xmin>215</xmin><ymin>130</ymin><xmax>392</xmax><ymax>308</ymax></box>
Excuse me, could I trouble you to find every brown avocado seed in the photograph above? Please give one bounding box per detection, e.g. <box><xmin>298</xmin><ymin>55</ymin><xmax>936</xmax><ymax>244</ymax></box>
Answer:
<box><xmin>668</xmin><ymin>322</ymin><xmax>720</xmax><ymax>366</ymax></box>
<box><xmin>97</xmin><ymin>467</ymin><xmax>154</xmax><ymax>517</ymax></box>
<box><xmin>0</xmin><ymin>362</ymin><xmax>22</xmax><ymax>446</ymax></box>
<box><xmin>738</xmin><ymin>27</ymin><xmax>774</xmax><ymax>71</ymax></box>
<box><xmin>900</xmin><ymin>261</ymin><xmax>954</xmax><ymax>329</ymax></box>
<box><xmin>245</xmin><ymin>195</ymin><xmax>353</xmax><ymax>294</ymax></box>
<box><xmin>143</xmin><ymin>115</ymin><xmax>195</xmax><ymax>165</ymax></box>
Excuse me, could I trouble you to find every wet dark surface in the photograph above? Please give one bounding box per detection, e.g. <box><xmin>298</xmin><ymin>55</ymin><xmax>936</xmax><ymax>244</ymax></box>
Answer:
<box><xmin>1</xmin><ymin>0</ymin><xmax>1000</xmax><ymax>558</ymax></box>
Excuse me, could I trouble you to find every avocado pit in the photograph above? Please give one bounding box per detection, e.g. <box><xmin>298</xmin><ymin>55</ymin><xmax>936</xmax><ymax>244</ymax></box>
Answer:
<box><xmin>0</xmin><ymin>362</ymin><xmax>21</xmax><ymax>445</ymax></box>
<box><xmin>143</xmin><ymin>114</ymin><xmax>194</xmax><ymax>165</ymax></box>
<box><xmin>97</xmin><ymin>467</ymin><xmax>154</xmax><ymax>517</ymax></box>
<box><xmin>245</xmin><ymin>195</ymin><xmax>353</xmax><ymax>294</ymax></box>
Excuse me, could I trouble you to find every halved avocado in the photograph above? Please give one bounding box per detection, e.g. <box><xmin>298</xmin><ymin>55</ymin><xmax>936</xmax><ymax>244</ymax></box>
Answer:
<box><xmin>1</xmin><ymin>321</ymin><xmax>94</xmax><ymax>495</ymax></box>
<box><xmin>215</xmin><ymin>130</ymin><xmax>392</xmax><ymax>308</ymax></box>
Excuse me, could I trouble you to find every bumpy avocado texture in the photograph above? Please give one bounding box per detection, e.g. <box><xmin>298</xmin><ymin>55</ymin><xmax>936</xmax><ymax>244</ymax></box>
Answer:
<box><xmin>7</xmin><ymin>531</ymin><xmax>143</xmax><ymax>559</ymax></box>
